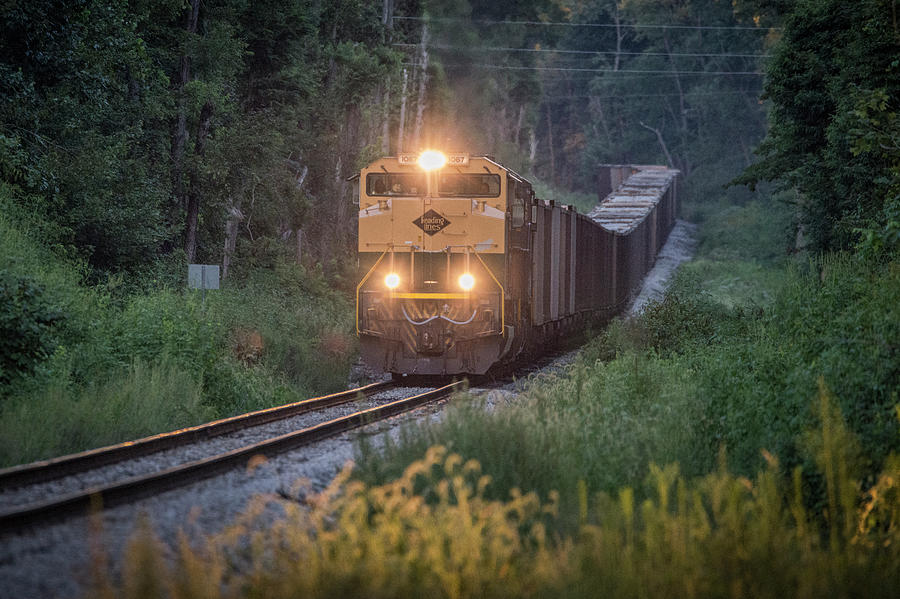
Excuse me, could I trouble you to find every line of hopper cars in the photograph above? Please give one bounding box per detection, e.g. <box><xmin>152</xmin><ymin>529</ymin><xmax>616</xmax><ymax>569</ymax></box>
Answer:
<box><xmin>354</xmin><ymin>151</ymin><xmax>679</xmax><ymax>377</ymax></box>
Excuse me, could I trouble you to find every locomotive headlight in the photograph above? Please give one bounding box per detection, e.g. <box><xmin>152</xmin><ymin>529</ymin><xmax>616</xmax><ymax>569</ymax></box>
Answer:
<box><xmin>385</xmin><ymin>273</ymin><xmax>400</xmax><ymax>289</ymax></box>
<box><xmin>417</xmin><ymin>150</ymin><xmax>447</xmax><ymax>171</ymax></box>
<box><xmin>458</xmin><ymin>273</ymin><xmax>475</xmax><ymax>291</ymax></box>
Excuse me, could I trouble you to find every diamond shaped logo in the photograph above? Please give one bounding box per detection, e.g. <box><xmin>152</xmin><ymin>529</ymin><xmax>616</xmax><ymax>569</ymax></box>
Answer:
<box><xmin>413</xmin><ymin>209</ymin><xmax>451</xmax><ymax>236</ymax></box>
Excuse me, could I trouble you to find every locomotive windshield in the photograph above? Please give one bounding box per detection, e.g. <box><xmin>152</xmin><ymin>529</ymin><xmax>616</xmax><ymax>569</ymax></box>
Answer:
<box><xmin>437</xmin><ymin>173</ymin><xmax>500</xmax><ymax>197</ymax></box>
<box><xmin>366</xmin><ymin>173</ymin><xmax>426</xmax><ymax>196</ymax></box>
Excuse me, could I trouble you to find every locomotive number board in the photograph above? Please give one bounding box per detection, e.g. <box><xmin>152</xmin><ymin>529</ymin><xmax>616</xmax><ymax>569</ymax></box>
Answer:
<box><xmin>397</xmin><ymin>152</ymin><xmax>470</xmax><ymax>167</ymax></box>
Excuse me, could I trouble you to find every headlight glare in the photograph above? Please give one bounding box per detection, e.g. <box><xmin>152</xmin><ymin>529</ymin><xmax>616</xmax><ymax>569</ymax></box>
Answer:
<box><xmin>458</xmin><ymin>273</ymin><xmax>475</xmax><ymax>291</ymax></box>
<box><xmin>418</xmin><ymin>150</ymin><xmax>447</xmax><ymax>171</ymax></box>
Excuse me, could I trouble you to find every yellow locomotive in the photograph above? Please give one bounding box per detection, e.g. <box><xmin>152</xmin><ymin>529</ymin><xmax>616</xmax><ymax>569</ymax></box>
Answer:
<box><xmin>355</xmin><ymin>151</ymin><xmax>679</xmax><ymax>377</ymax></box>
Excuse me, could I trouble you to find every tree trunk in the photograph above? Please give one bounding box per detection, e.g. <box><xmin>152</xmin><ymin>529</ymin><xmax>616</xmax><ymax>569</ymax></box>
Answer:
<box><xmin>222</xmin><ymin>204</ymin><xmax>243</xmax><ymax>279</ymax></box>
<box><xmin>184</xmin><ymin>100</ymin><xmax>213</xmax><ymax>262</ymax></box>
<box><xmin>379</xmin><ymin>0</ymin><xmax>394</xmax><ymax>155</ymax></box>
<box><xmin>382</xmin><ymin>0</ymin><xmax>394</xmax><ymax>30</ymax></box>
<box><xmin>172</xmin><ymin>0</ymin><xmax>201</xmax><ymax>223</ymax></box>
<box><xmin>412</xmin><ymin>24</ymin><xmax>429</xmax><ymax>150</ymax></box>
<box><xmin>528</xmin><ymin>129</ymin><xmax>538</xmax><ymax>170</ymax></box>
<box><xmin>397</xmin><ymin>68</ymin><xmax>408</xmax><ymax>151</ymax></box>
<box><xmin>380</xmin><ymin>85</ymin><xmax>391</xmax><ymax>154</ymax></box>
<box><xmin>613</xmin><ymin>5</ymin><xmax>623</xmax><ymax>71</ymax></box>
<box><xmin>663</xmin><ymin>33</ymin><xmax>690</xmax><ymax>169</ymax></box>
<box><xmin>590</xmin><ymin>96</ymin><xmax>611</xmax><ymax>146</ymax></box>
<box><xmin>546</xmin><ymin>104</ymin><xmax>556</xmax><ymax>184</ymax></box>
<box><xmin>325</xmin><ymin>22</ymin><xmax>338</xmax><ymax>88</ymax></box>
<box><xmin>639</xmin><ymin>121</ymin><xmax>675</xmax><ymax>169</ymax></box>
<box><xmin>513</xmin><ymin>104</ymin><xmax>525</xmax><ymax>147</ymax></box>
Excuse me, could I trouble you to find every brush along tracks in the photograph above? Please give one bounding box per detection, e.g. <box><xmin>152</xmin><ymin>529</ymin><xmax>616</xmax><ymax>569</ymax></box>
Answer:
<box><xmin>0</xmin><ymin>381</ymin><xmax>462</xmax><ymax>533</ymax></box>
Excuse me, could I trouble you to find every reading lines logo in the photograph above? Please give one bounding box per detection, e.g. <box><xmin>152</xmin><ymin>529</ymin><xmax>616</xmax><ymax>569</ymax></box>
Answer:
<box><xmin>414</xmin><ymin>210</ymin><xmax>451</xmax><ymax>236</ymax></box>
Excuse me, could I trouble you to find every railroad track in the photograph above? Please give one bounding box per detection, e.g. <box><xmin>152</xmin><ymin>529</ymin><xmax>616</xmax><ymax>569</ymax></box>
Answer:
<box><xmin>0</xmin><ymin>381</ymin><xmax>462</xmax><ymax>533</ymax></box>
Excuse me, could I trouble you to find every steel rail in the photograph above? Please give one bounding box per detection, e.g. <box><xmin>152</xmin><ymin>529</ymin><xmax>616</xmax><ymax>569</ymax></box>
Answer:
<box><xmin>0</xmin><ymin>380</ymin><xmax>395</xmax><ymax>489</ymax></box>
<box><xmin>0</xmin><ymin>382</ymin><xmax>460</xmax><ymax>534</ymax></box>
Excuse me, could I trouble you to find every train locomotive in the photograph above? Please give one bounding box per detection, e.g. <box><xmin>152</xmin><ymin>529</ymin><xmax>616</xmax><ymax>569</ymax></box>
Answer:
<box><xmin>354</xmin><ymin>151</ymin><xmax>679</xmax><ymax>377</ymax></box>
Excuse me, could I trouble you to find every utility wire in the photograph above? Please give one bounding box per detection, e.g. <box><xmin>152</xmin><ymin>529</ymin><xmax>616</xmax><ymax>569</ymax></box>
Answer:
<box><xmin>393</xmin><ymin>42</ymin><xmax>770</xmax><ymax>59</ymax></box>
<box><xmin>402</xmin><ymin>62</ymin><xmax>765</xmax><ymax>79</ymax></box>
<box><xmin>544</xmin><ymin>91</ymin><xmax>762</xmax><ymax>100</ymax></box>
<box><xmin>394</xmin><ymin>15</ymin><xmax>779</xmax><ymax>32</ymax></box>
<box><xmin>435</xmin><ymin>62</ymin><xmax>764</xmax><ymax>75</ymax></box>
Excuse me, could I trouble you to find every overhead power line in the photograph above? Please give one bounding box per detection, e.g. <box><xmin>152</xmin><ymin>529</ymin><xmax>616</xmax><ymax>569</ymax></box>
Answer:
<box><xmin>403</xmin><ymin>62</ymin><xmax>765</xmax><ymax>79</ymax></box>
<box><xmin>544</xmin><ymin>91</ymin><xmax>762</xmax><ymax>100</ymax></box>
<box><xmin>394</xmin><ymin>42</ymin><xmax>770</xmax><ymax>59</ymax></box>
<box><xmin>394</xmin><ymin>16</ymin><xmax>779</xmax><ymax>32</ymax></box>
<box><xmin>434</xmin><ymin>62</ymin><xmax>764</xmax><ymax>75</ymax></box>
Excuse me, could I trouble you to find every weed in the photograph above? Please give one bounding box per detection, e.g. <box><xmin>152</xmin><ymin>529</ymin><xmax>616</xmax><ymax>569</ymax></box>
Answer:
<box><xmin>88</xmin><ymin>398</ymin><xmax>900</xmax><ymax>598</ymax></box>
<box><xmin>0</xmin><ymin>188</ymin><xmax>357</xmax><ymax>466</ymax></box>
<box><xmin>0</xmin><ymin>360</ymin><xmax>212</xmax><ymax>465</ymax></box>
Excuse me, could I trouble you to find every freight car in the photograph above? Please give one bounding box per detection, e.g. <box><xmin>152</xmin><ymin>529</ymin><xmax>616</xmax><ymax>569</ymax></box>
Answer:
<box><xmin>354</xmin><ymin>152</ymin><xmax>678</xmax><ymax>377</ymax></box>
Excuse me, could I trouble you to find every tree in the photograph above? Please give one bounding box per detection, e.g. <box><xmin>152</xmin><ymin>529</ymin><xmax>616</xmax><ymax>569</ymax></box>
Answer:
<box><xmin>0</xmin><ymin>0</ymin><xmax>174</xmax><ymax>275</ymax></box>
<box><xmin>737</xmin><ymin>0</ymin><xmax>900</xmax><ymax>252</ymax></box>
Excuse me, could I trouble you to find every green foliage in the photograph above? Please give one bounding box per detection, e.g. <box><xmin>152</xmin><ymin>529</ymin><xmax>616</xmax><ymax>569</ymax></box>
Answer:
<box><xmin>90</xmin><ymin>403</ymin><xmax>900</xmax><ymax>598</ymax></box>
<box><xmin>848</xmin><ymin>87</ymin><xmax>900</xmax><ymax>258</ymax></box>
<box><xmin>692</xmin><ymin>196</ymin><xmax>794</xmax><ymax>263</ymax></box>
<box><xmin>0</xmin><ymin>270</ymin><xmax>65</xmax><ymax>386</ymax></box>
<box><xmin>0</xmin><ymin>360</ymin><xmax>212</xmax><ymax>466</ymax></box>
<box><xmin>0</xmin><ymin>0</ymin><xmax>404</xmax><ymax>278</ymax></box>
<box><xmin>675</xmin><ymin>257</ymin><xmax>786</xmax><ymax>308</ymax></box>
<box><xmin>738</xmin><ymin>0</ymin><xmax>900</xmax><ymax>253</ymax></box>
<box><xmin>588</xmin><ymin>251</ymin><xmax>898</xmax><ymax>483</ymax></box>
<box><xmin>113</xmin><ymin>292</ymin><xmax>221</xmax><ymax>376</ymax></box>
<box><xmin>857</xmin><ymin>194</ymin><xmax>900</xmax><ymax>259</ymax></box>
<box><xmin>0</xmin><ymin>188</ymin><xmax>356</xmax><ymax>466</ymax></box>
<box><xmin>634</xmin><ymin>279</ymin><xmax>753</xmax><ymax>355</ymax></box>
<box><xmin>0</xmin><ymin>0</ymin><xmax>173</xmax><ymax>273</ymax></box>
<box><xmin>202</xmin><ymin>263</ymin><xmax>358</xmax><ymax>412</ymax></box>
<box><xmin>0</xmin><ymin>188</ymin><xmax>91</xmax><ymax>392</ymax></box>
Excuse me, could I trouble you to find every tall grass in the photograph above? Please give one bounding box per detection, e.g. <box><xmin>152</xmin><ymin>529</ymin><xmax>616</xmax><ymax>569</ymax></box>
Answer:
<box><xmin>357</xmin><ymin>354</ymin><xmax>708</xmax><ymax>525</ymax></box>
<box><xmin>0</xmin><ymin>361</ymin><xmax>212</xmax><ymax>465</ymax></box>
<box><xmin>354</xmin><ymin>194</ymin><xmax>899</xmax><ymax>525</ymax></box>
<box><xmin>693</xmin><ymin>254</ymin><xmax>900</xmax><ymax>478</ymax></box>
<box><xmin>0</xmin><ymin>185</ymin><xmax>357</xmax><ymax>467</ymax></box>
<box><xmin>88</xmin><ymin>392</ymin><xmax>900</xmax><ymax>598</ymax></box>
<box><xmin>69</xmin><ymin>186</ymin><xmax>900</xmax><ymax>597</ymax></box>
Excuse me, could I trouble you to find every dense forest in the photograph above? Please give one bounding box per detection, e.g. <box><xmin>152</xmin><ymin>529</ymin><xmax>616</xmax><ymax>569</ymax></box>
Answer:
<box><xmin>2</xmin><ymin>0</ymin><xmax>899</xmax><ymax>457</ymax></box>
<box><xmin>1</xmin><ymin>0</ymin><xmax>777</xmax><ymax>282</ymax></box>
<box><xmin>3</xmin><ymin>0</ymin><xmax>900</xmax><ymax>596</ymax></box>
<box><xmin>0</xmin><ymin>0</ymin><xmax>775</xmax><ymax>447</ymax></box>
<box><xmin>2</xmin><ymin>0</ymin><xmax>898</xmax><ymax>452</ymax></box>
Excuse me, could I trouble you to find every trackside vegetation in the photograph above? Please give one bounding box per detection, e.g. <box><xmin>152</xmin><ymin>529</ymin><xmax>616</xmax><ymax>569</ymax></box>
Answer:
<box><xmin>0</xmin><ymin>189</ymin><xmax>356</xmax><ymax>466</ymax></box>
<box><xmin>85</xmin><ymin>194</ymin><xmax>900</xmax><ymax>597</ymax></box>
<box><xmin>90</xmin><ymin>394</ymin><xmax>900</xmax><ymax>598</ymax></box>
<box><xmin>353</xmin><ymin>196</ymin><xmax>899</xmax><ymax>508</ymax></box>
<box><xmin>2</xmin><ymin>0</ymin><xmax>899</xmax><ymax>596</ymax></box>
